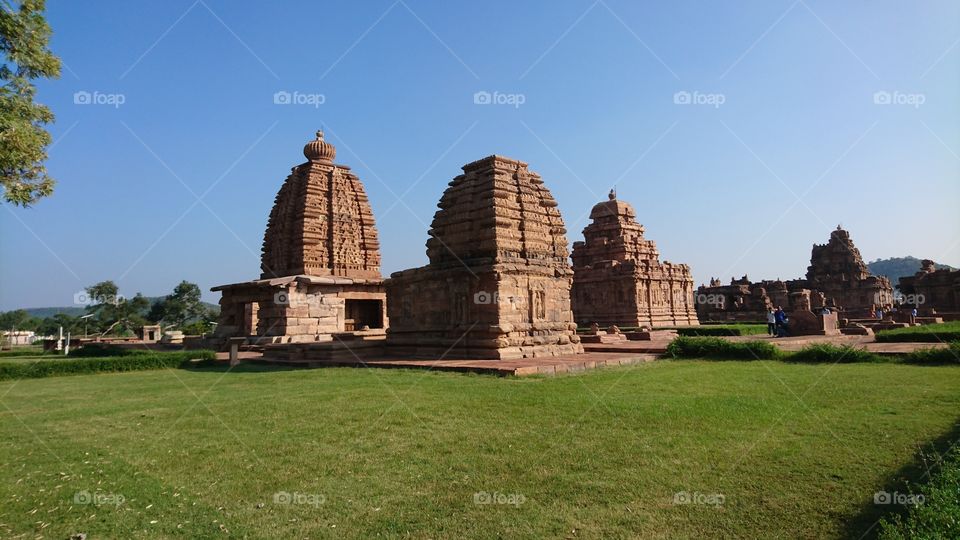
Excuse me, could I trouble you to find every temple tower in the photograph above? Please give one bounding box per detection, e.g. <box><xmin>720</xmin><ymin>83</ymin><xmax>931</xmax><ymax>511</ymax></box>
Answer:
<box><xmin>385</xmin><ymin>155</ymin><xmax>582</xmax><ymax>359</ymax></box>
<box><xmin>211</xmin><ymin>131</ymin><xmax>387</xmax><ymax>344</ymax></box>
<box><xmin>571</xmin><ymin>191</ymin><xmax>699</xmax><ymax>327</ymax></box>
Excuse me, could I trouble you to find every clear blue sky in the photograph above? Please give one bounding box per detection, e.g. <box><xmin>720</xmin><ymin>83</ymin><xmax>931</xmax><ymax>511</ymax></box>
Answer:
<box><xmin>2</xmin><ymin>0</ymin><xmax>958</xmax><ymax>310</ymax></box>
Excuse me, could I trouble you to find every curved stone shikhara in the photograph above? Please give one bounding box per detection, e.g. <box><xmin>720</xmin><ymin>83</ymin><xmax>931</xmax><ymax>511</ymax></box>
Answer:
<box><xmin>212</xmin><ymin>131</ymin><xmax>387</xmax><ymax>344</ymax></box>
<box><xmin>261</xmin><ymin>132</ymin><xmax>380</xmax><ymax>279</ymax></box>
<box><xmin>571</xmin><ymin>192</ymin><xmax>699</xmax><ymax>327</ymax></box>
<box><xmin>386</xmin><ymin>155</ymin><xmax>583</xmax><ymax>359</ymax></box>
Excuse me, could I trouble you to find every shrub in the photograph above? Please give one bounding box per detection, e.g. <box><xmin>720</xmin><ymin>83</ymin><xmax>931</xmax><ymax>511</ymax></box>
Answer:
<box><xmin>68</xmin><ymin>344</ymin><xmax>138</xmax><ymax>357</ymax></box>
<box><xmin>876</xmin><ymin>322</ymin><xmax>960</xmax><ymax>343</ymax></box>
<box><xmin>878</xmin><ymin>447</ymin><xmax>960</xmax><ymax>540</ymax></box>
<box><xmin>672</xmin><ymin>325</ymin><xmax>768</xmax><ymax>337</ymax></box>
<box><xmin>899</xmin><ymin>342</ymin><xmax>960</xmax><ymax>365</ymax></box>
<box><xmin>0</xmin><ymin>350</ymin><xmax>217</xmax><ymax>380</ymax></box>
<box><xmin>788</xmin><ymin>343</ymin><xmax>885</xmax><ymax>364</ymax></box>
<box><xmin>665</xmin><ymin>336</ymin><xmax>780</xmax><ymax>360</ymax></box>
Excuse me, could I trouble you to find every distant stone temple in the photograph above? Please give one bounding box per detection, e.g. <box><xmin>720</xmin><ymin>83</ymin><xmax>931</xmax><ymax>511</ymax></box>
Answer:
<box><xmin>899</xmin><ymin>259</ymin><xmax>960</xmax><ymax>317</ymax></box>
<box><xmin>570</xmin><ymin>191</ymin><xmax>698</xmax><ymax>327</ymax></box>
<box><xmin>696</xmin><ymin>226</ymin><xmax>893</xmax><ymax>321</ymax></box>
<box><xmin>803</xmin><ymin>226</ymin><xmax>893</xmax><ymax>314</ymax></box>
<box><xmin>385</xmin><ymin>155</ymin><xmax>583</xmax><ymax>359</ymax></box>
<box><xmin>211</xmin><ymin>131</ymin><xmax>387</xmax><ymax>344</ymax></box>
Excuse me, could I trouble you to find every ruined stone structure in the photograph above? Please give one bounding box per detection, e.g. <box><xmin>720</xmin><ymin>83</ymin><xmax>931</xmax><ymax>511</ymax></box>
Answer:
<box><xmin>571</xmin><ymin>191</ymin><xmax>698</xmax><ymax>327</ymax></box>
<box><xmin>696</xmin><ymin>226</ymin><xmax>893</xmax><ymax>321</ymax></box>
<box><xmin>803</xmin><ymin>226</ymin><xmax>893</xmax><ymax>316</ymax></box>
<box><xmin>385</xmin><ymin>155</ymin><xmax>583</xmax><ymax>359</ymax></box>
<box><xmin>211</xmin><ymin>131</ymin><xmax>387</xmax><ymax>344</ymax></box>
<box><xmin>899</xmin><ymin>259</ymin><xmax>960</xmax><ymax>317</ymax></box>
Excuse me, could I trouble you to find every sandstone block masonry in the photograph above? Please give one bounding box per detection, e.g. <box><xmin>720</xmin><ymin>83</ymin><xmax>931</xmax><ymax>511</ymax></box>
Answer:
<box><xmin>385</xmin><ymin>155</ymin><xmax>583</xmax><ymax>359</ymax></box>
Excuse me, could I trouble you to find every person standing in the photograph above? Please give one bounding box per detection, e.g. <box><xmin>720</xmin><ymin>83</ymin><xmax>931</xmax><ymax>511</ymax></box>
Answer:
<box><xmin>774</xmin><ymin>306</ymin><xmax>787</xmax><ymax>337</ymax></box>
<box><xmin>766</xmin><ymin>308</ymin><xmax>777</xmax><ymax>336</ymax></box>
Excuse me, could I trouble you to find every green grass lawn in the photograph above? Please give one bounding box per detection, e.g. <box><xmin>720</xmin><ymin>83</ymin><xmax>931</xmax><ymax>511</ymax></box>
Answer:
<box><xmin>1</xmin><ymin>361</ymin><xmax>958</xmax><ymax>539</ymax></box>
<box><xmin>876</xmin><ymin>321</ymin><xmax>960</xmax><ymax>343</ymax></box>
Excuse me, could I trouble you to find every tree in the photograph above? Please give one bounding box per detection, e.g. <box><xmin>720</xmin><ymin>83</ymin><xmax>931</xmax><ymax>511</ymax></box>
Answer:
<box><xmin>83</xmin><ymin>281</ymin><xmax>148</xmax><ymax>336</ymax></box>
<box><xmin>149</xmin><ymin>281</ymin><xmax>209</xmax><ymax>329</ymax></box>
<box><xmin>0</xmin><ymin>0</ymin><xmax>61</xmax><ymax>206</ymax></box>
<box><xmin>0</xmin><ymin>308</ymin><xmax>38</xmax><ymax>330</ymax></box>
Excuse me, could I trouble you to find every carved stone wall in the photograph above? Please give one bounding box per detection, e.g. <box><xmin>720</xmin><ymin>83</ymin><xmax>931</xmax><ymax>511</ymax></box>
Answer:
<box><xmin>571</xmin><ymin>192</ymin><xmax>698</xmax><ymax>327</ymax></box>
<box><xmin>385</xmin><ymin>155</ymin><xmax>582</xmax><ymax>359</ymax></box>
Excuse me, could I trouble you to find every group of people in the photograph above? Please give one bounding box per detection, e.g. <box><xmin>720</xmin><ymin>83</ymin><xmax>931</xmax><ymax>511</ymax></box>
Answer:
<box><xmin>766</xmin><ymin>307</ymin><xmax>788</xmax><ymax>337</ymax></box>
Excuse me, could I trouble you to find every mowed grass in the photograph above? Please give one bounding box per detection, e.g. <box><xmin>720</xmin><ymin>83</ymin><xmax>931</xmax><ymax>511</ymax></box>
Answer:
<box><xmin>1</xmin><ymin>361</ymin><xmax>958</xmax><ymax>539</ymax></box>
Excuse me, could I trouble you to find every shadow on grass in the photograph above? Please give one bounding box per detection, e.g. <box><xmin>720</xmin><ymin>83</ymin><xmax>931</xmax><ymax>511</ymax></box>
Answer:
<box><xmin>842</xmin><ymin>418</ymin><xmax>960</xmax><ymax>539</ymax></box>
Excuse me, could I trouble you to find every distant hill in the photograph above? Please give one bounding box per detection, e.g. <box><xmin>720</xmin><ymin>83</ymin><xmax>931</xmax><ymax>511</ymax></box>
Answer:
<box><xmin>867</xmin><ymin>256</ymin><xmax>956</xmax><ymax>287</ymax></box>
<box><xmin>20</xmin><ymin>298</ymin><xmax>220</xmax><ymax>319</ymax></box>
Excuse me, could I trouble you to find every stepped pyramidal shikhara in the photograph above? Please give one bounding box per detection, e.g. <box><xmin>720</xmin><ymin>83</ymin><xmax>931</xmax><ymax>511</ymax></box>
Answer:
<box><xmin>385</xmin><ymin>155</ymin><xmax>583</xmax><ymax>359</ymax></box>
<box><xmin>571</xmin><ymin>190</ymin><xmax>699</xmax><ymax>327</ymax></box>
<box><xmin>211</xmin><ymin>131</ymin><xmax>387</xmax><ymax>344</ymax></box>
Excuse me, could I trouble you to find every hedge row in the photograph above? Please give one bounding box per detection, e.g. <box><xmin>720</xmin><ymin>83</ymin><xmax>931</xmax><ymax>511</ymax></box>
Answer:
<box><xmin>666</xmin><ymin>337</ymin><xmax>960</xmax><ymax>365</ymax></box>
<box><xmin>665</xmin><ymin>336</ymin><xmax>781</xmax><ymax>360</ymax></box>
<box><xmin>673</xmin><ymin>325</ymin><xmax>768</xmax><ymax>337</ymax></box>
<box><xmin>879</xmin><ymin>446</ymin><xmax>960</xmax><ymax>539</ymax></box>
<box><xmin>0</xmin><ymin>350</ymin><xmax>217</xmax><ymax>381</ymax></box>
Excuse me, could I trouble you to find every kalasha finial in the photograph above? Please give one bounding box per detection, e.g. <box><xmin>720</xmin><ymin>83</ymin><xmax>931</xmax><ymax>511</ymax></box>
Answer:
<box><xmin>608</xmin><ymin>188</ymin><xmax>616</xmax><ymax>200</ymax></box>
<box><xmin>304</xmin><ymin>128</ymin><xmax>335</xmax><ymax>162</ymax></box>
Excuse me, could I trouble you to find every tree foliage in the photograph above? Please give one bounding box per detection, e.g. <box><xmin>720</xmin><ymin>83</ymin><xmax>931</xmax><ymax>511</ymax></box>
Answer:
<box><xmin>0</xmin><ymin>0</ymin><xmax>61</xmax><ymax>206</ymax></box>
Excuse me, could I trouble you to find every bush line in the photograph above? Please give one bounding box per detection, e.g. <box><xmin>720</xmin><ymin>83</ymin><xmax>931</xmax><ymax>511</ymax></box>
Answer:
<box><xmin>666</xmin><ymin>336</ymin><xmax>960</xmax><ymax>365</ymax></box>
<box><xmin>0</xmin><ymin>350</ymin><xmax>217</xmax><ymax>381</ymax></box>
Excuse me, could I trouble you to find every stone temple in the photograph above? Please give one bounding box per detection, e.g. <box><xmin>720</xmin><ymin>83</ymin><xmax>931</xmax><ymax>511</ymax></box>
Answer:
<box><xmin>210</xmin><ymin>131</ymin><xmax>386</xmax><ymax>344</ymax></box>
<box><xmin>571</xmin><ymin>191</ymin><xmax>699</xmax><ymax>327</ymax></box>
<box><xmin>696</xmin><ymin>226</ymin><xmax>893</xmax><ymax>321</ymax></box>
<box><xmin>385</xmin><ymin>155</ymin><xmax>583</xmax><ymax>359</ymax></box>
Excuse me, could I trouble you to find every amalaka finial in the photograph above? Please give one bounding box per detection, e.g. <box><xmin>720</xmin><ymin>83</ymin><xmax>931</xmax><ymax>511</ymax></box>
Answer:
<box><xmin>304</xmin><ymin>129</ymin><xmax>335</xmax><ymax>162</ymax></box>
<box><xmin>608</xmin><ymin>188</ymin><xmax>616</xmax><ymax>200</ymax></box>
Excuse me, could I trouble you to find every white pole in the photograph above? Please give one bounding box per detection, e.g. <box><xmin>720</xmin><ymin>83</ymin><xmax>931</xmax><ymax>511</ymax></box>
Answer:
<box><xmin>65</xmin><ymin>332</ymin><xmax>71</xmax><ymax>355</ymax></box>
<box><xmin>57</xmin><ymin>326</ymin><xmax>64</xmax><ymax>352</ymax></box>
